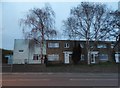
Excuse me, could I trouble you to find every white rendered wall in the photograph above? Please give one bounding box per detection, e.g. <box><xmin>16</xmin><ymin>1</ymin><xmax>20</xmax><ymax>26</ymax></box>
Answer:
<box><xmin>28</xmin><ymin>42</ymin><xmax>41</xmax><ymax>64</ymax></box>
<box><xmin>13</xmin><ymin>39</ymin><xmax>29</xmax><ymax>64</ymax></box>
<box><xmin>13</xmin><ymin>39</ymin><xmax>46</xmax><ymax>64</ymax></box>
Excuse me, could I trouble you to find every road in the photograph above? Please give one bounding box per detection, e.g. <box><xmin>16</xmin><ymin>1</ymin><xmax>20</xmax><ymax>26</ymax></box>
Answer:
<box><xmin>2</xmin><ymin>73</ymin><xmax>119</xmax><ymax>87</ymax></box>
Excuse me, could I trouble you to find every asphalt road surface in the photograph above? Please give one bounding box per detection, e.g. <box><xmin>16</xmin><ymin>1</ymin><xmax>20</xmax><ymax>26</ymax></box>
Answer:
<box><xmin>1</xmin><ymin>73</ymin><xmax>119</xmax><ymax>87</ymax></box>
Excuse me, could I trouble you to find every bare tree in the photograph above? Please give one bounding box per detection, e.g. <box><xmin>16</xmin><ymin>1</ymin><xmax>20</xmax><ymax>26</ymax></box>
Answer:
<box><xmin>111</xmin><ymin>10</ymin><xmax>120</xmax><ymax>29</ymax></box>
<box><xmin>63</xmin><ymin>17</ymin><xmax>79</xmax><ymax>40</ymax></box>
<box><xmin>63</xmin><ymin>2</ymin><xmax>117</xmax><ymax>64</ymax></box>
<box><xmin>20</xmin><ymin>4</ymin><xmax>57</xmax><ymax>61</ymax></box>
<box><xmin>110</xmin><ymin>10</ymin><xmax>120</xmax><ymax>56</ymax></box>
<box><xmin>110</xmin><ymin>10</ymin><xmax>120</xmax><ymax>42</ymax></box>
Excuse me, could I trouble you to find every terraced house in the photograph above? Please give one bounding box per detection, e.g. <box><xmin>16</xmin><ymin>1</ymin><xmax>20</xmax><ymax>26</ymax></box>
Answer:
<box><xmin>46</xmin><ymin>40</ymin><xmax>118</xmax><ymax>64</ymax></box>
<box><xmin>13</xmin><ymin>39</ymin><xmax>119</xmax><ymax>64</ymax></box>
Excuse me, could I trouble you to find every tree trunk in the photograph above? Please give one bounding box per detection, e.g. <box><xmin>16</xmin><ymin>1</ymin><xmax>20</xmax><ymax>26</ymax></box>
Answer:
<box><xmin>87</xmin><ymin>50</ymin><xmax>90</xmax><ymax>65</ymax></box>
<box><xmin>86</xmin><ymin>39</ymin><xmax>91</xmax><ymax>65</ymax></box>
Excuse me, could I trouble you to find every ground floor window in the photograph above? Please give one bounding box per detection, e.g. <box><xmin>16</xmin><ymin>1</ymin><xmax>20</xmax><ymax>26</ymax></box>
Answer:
<box><xmin>99</xmin><ymin>54</ymin><xmax>108</xmax><ymax>61</ymax></box>
<box><xmin>48</xmin><ymin>54</ymin><xmax>59</xmax><ymax>61</ymax></box>
<box><xmin>33</xmin><ymin>54</ymin><xmax>39</xmax><ymax>60</ymax></box>
<box><xmin>81</xmin><ymin>54</ymin><xmax>84</xmax><ymax>61</ymax></box>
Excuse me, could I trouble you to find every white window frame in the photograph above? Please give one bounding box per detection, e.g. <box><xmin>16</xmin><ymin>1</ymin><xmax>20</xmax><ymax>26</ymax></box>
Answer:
<box><xmin>64</xmin><ymin>43</ymin><xmax>70</xmax><ymax>48</ymax></box>
<box><xmin>81</xmin><ymin>54</ymin><xmax>84</xmax><ymax>61</ymax></box>
<box><xmin>99</xmin><ymin>54</ymin><xmax>108</xmax><ymax>61</ymax></box>
<box><xmin>19</xmin><ymin>50</ymin><xmax>24</xmax><ymax>52</ymax></box>
<box><xmin>48</xmin><ymin>43</ymin><xmax>59</xmax><ymax>48</ymax></box>
<box><xmin>48</xmin><ymin>54</ymin><xmax>59</xmax><ymax>61</ymax></box>
<box><xmin>97</xmin><ymin>44</ymin><xmax>107</xmax><ymax>48</ymax></box>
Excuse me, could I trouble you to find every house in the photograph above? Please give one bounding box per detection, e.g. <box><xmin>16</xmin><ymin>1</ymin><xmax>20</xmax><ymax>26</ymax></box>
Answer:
<box><xmin>46</xmin><ymin>40</ymin><xmax>116</xmax><ymax>64</ymax></box>
<box><xmin>13</xmin><ymin>39</ymin><xmax>119</xmax><ymax>64</ymax></box>
<box><xmin>4</xmin><ymin>55</ymin><xmax>13</xmax><ymax>64</ymax></box>
<box><xmin>13</xmin><ymin>39</ymin><xmax>46</xmax><ymax>64</ymax></box>
<box><xmin>2</xmin><ymin>49</ymin><xmax>13</xmax><ymax>64</ymax></box>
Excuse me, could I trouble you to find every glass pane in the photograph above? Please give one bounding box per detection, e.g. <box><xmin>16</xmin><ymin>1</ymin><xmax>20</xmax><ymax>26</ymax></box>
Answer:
<box><xmin>99</xmin><ymin>54</ymin><xmax>108</xmax><ymax>60</ymax></box>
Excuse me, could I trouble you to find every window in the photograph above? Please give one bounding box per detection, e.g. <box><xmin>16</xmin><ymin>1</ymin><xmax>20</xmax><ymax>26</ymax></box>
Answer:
<box><xmin>80</xmin><ymin>44</ymin><xmax>84</xmax><ymax>48</ymax></box>
<box><xmin>115</xmin><ymin>52</ymin><xmax>120</xmax><ymax>62</ymax></box>
<box><xmin>19</xmin><ymin>50</ymin><xmax>24</xmax><ymax>52</ymax></box>
<box><xmin>99</xmin><ymin>54</ymin><xmax>108</xmax><ymax>61</ymax></box>
<box><xmin>97</xmin><ymin>44</ymin><xmax>107</xmax><ymax>48</ymax></box>
<box><xmin>111</xmin><ymin>44</ymin><xmax>114</xmax><ymax>48</ymax></box>
<box><xmin>64</xmin><ymin>43</ymin><xmax>70</xmax><ymax>48</ymax></box>
<box><xmin>33</xmin><ymin>54</ymin><xmax>39</xmax><ymax>60</ymax></box>
<box><xmin>48</xmin><ymin>54</ymin><xmax>59</xmax><ymax>61</ymax></box>
<box><xmin>81</xmin><ymin>54</ymin><xmax>84</xmax><ymax>61</ymax></box>
<box><xmin>48</xmin><ymin>43</ymin><xmax>59</xmax><ymax>48</ymax></box>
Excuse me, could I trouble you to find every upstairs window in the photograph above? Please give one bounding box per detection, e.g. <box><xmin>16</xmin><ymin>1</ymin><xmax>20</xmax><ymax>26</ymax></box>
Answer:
<box><xmin>48</xmin><ymin>43</ymin><xmax>59</xmax><ymax>48</ymax></box>
<box><xmin>19</xmin><ymin>50</ymin><xmax>24</xmax><ymax>52</ymax></box>
<box><xmin>111</xmin><ymin>44</ymin><xmax>114</xmax><ymax>48</ymax></box>
<box><xmin>97</xmin><ymin>44</ymin><xmax>107</xmax><ymax>48</ymax></box>
<box><xmin>64</xmin><ymin>43</ymin><xmax>70</xmax><ymax>48</ymax></box>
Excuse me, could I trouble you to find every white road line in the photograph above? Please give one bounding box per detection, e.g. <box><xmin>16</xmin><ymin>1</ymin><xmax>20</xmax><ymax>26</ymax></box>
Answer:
<box><xmin>3</xmin><ymin>79</ymin><xmax>50</xmax><ymax>81</ymax></box>
<box><xmin>70</xmin><ymin>79</ymin><xmax>118</xmax><ymax>81</ymax></box>
<box><xmin>2</xmin><ymin>73</ymin><xmax>118</xmax><ymax>76</ymax></box>
<box><xmin>3</xmin><ymin>78</ymin><xmax>118</xmax><ymax>82</ymax></box>
<box><xmin>18</xmin><ymin>79</ymin><xmax>50</xmax><ymax>81</ymax></box>
<box><xmin>3</xmin><ymin>79</ymin><xmax>17</xmax><ymax>81</ymax></box>
<box><xmin>3</xmin><ymin>73</ymin><xmax>53</xmax><ymax>75</ymax></box>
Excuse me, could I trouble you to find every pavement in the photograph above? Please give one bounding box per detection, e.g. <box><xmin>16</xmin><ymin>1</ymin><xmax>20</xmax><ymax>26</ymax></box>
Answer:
<box><xmin>1</xmin><ymin>72</ymin><xmax>119</xmax><ymax>87</ymax></box>
<box><xmin>2</xmin><ymin>63</ymin><xmax>119</xmax><ymax>73</ymax></box>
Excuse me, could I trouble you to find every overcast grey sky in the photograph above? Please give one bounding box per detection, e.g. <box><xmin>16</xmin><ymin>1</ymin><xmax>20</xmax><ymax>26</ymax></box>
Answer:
<box><xmin>1</xmin><ymin>1</ymin><xmax>119</xmax><ymax>50</ymax></box>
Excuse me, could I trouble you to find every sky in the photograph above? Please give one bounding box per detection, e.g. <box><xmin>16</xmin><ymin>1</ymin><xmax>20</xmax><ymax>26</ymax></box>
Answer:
<box><xmin>0</xmin><ymin>0</ymin><xmax>120</xmax><ymax>50</ymax></box>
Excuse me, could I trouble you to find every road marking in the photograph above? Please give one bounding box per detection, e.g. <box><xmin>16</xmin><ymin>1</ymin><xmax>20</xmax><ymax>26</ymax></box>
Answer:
<box><xmin>2</xmin><ymin>79</ymin><xmax>18</xmax><ymax>81</ymax></box>
<box><xmin>70</xmin><ymin>79</ymin><xmax>118</xmax><ymax>81</ymax></box>
<box><xmin>2</xmin><ymin>72</ymin><xmax>118</xmax><ymax>77</ymax></box>
<box><xmin>3</xmin><ymin>73</ymin><xmax>54</xmax><ymax>75</ymax></box>
<box><xmin>18</xmin><ymin>79</ymin><xmax>50</xmax><ymax>81</ymax></box>
<box><xmin>3</xmin><ymin>79</ymin><xmax>50</xmax><ymax>81</ymax></box>
<box><xmin>3</xmin><ymin>78</ymin><xmax>118</xmax><ymax>82</ymax></box>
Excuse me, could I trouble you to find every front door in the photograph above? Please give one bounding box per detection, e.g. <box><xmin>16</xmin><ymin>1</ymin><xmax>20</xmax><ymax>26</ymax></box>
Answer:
<box><xmin>90</xmin><ymin>51</ymin><xmax>98</xmax><ymax>64</ymax></box>
<box><xmin>63</xmin><ymin>51</ymin><xmax>72</xmax><ymax>64</ymax></box>
<box><xmin>115</xmin><ymin>52</ymin><xmax>120</xmax><ymax>63</ymax></box>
